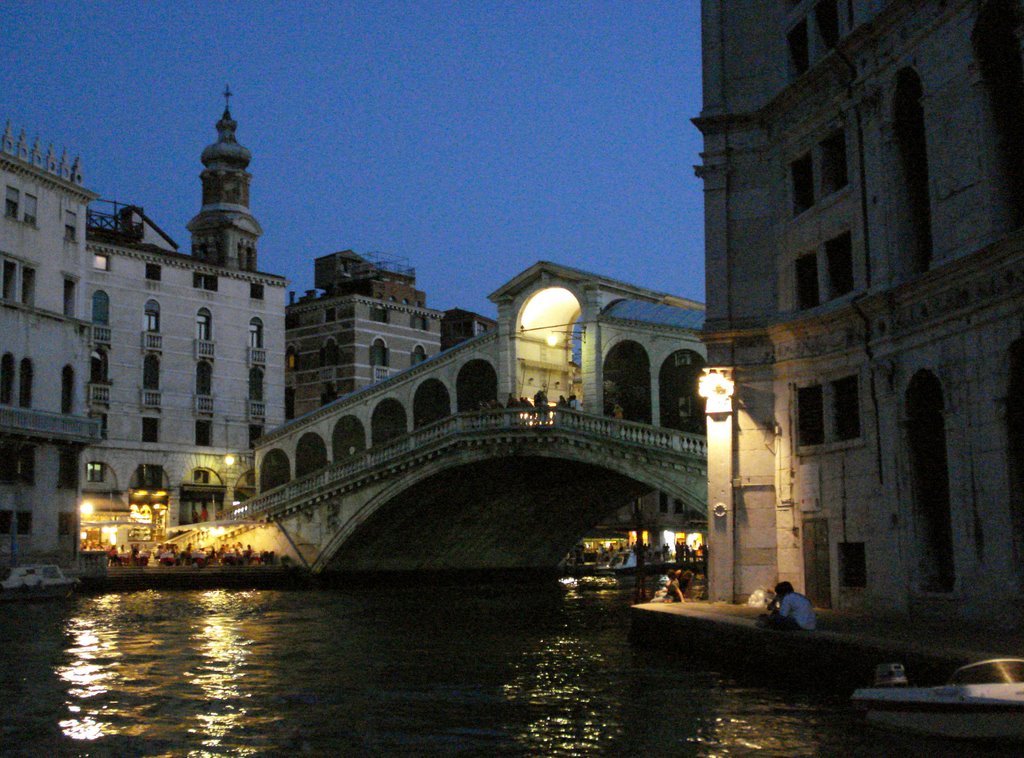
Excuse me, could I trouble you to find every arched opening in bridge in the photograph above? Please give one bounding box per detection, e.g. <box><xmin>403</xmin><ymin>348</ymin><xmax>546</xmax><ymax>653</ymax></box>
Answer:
<box><xmin>1007</xmin><ymin>338</ymin><xmax>1024</xmax><ymax>588</ymax></box>
<box><xmin>372</xmin><ymin>398</ymin><xmax>407</xmax><ymax>446</ymax></box>
<box><xmin>333</xmin><ymin>415</ymin><xmax>366</xmax><ymax>461</ymax></box>
<box><xmin>515</xmin><ymin>287</ymin><xmax>582</xmax><ymax>404</ymax></box>
<box><xmin>295</xmin><ymin>432</ymin><xmax>328</xmax><ymax>477</ymax></box>
<box><xmin>603</xmin><ymin>340</ymin><xmax>651</xmax><ymax>422</ymax></box>
<box><xmin>659</xmin><ymin>349</ymin><xmax>706</xmax><ymax>434</ymax></box>
<box><xmin>456</xmin><ymin>360</ymin><xmax>497</xmax><ymax>411</ymax></box>
<box><xmin>413</xmin><ymin>378</ymin><xmax>451</xmax><ymax>428</ymax></box>
<box><xmin>260</xmin><ymin>448</ymin><xmax>291</xmax><ymax>491</ymax></box>
<box><xmin>905</xmin><ymin>370</ymin><xmax>955</xmax><ymax>593</ymax></box>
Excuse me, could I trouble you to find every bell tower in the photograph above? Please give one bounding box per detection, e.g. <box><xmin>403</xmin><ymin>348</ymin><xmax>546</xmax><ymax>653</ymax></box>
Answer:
<box><xmin>187</xmin><ymin>86</ymin><xmax>262</xmax><ymax>271</ymax></box>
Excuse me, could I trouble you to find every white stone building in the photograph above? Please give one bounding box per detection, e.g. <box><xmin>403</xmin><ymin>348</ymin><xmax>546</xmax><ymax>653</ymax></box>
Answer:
<box><xmin>0</xmin><ymin>125</ymin><xmax>102</xmax><ymax>566</ymax></box>
<box><xmin>80</xmin><ymin>104</ymin><xmax>286</xmax><ymax>543</ymax></box>
<box><xmin>697</xmin><ymin>0</ymin><xmax>1024</xmax><ymax>623</ymax></box>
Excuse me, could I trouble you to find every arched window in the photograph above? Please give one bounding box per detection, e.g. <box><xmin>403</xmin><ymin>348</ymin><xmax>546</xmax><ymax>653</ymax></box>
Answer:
<box><xmin>249</xmin><ymin>367</ymin><xmax>264</xmax><ymax>401</ymax></box>
<box><xmin>90</xmin><ymin>349</ymin><xmax>108</xmax><ymax>384</ymax></box>
<box><xmin>61</xmin><ymin>365</ymin><xmax>74</xmax><ymax>414</ymax></box>
<box><xmin>260</xmin><ymin>449</ymin><xmax>291</xmax><ymax>491</ymax></box>
<box><xmin>323</xmin><ymin>339</ymin><xmax>339</xmax><ymax>366</ymax></box>
<box><xmin>0</xmin><ymin>353</ymin><xmax>13</xmax><ymax>404</ymax></box>
<box><xmin>144</xmin><ymin>299</ymin><xmax>160</xmax><ymax>332</ymax></box>
<box><xmin>143</xmin><ymin>354</ymin><xmax>160</xmax><ymax>390</ymax></box>
<box><xmin>286</xmin><ymin>346</ymin><xmax>297</xmax><ymax>371</ymax></box>
<box><xmin>91</xmin><ymin>290</ymin><xmax>109</xmax><ymax>325</ymax></box>
<box><xmin>18</xmin><ymin>358</ymin><xmax>32</xmax><ymax>408</ymax></box>
<box><xmin>411</xmin><ymin>345</ymin><xmax>427</xmax><ymax>366</ymax></box>
<box><xmin>295</xmin><ymin>433</ymin><xmax>328</xmax><ymax>477</ymax></box>
<box><xmin>196</xmin><ymin>308</ymin><xmax>212</xmax><ymax>341</ymax></box>
<box><xmin>893</xmin><ymin>68</ymin><xmax>933</xmax><ymax>274</ymax></box>
<box><xmin>370</xmin><ymin>338</ymin><xmax>388</xmax><ymax>367</ymax></box>
<box><xmin>196</xmin><ymin>361</ymin><xmax>213</xmax><ymax>395</ymax></box>
<box><xmin>249</xmin><ymin>317</ymin><xmax>264</xmax><ymax>348</ymax></box>
<box><xmin>602</xmin><ymin>340</ymin><xmax>652</xmax><ymax>423</ymax></box>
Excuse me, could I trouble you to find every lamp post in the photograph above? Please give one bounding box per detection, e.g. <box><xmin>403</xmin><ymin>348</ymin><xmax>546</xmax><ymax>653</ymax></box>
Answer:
<box><xmin>698</xmin><ymin>368</ymin><xmax>736</xmax><ymax>602</ymax></box>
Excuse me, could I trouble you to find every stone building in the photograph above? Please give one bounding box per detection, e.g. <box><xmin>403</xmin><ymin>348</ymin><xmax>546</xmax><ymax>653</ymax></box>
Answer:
<box><xmin>285</xmin><ymin>250</ymin><xmax>442</xmax><ymax>419</ymax></box>
<box><xmin>440</xmin><ymin>308</ymin><xmax>496</xmax><ymax>351</ymax></box>
<box><xmin>697</xmin><ymin>0</ymin><xmax>1024</xmax><ymax>623</ymax></box>
<box><xmin>0</xmin><ymin>126</ymin><xmax>102</xmax><ymax>566</ymax></box>
<box><xmin>80</xmin><ymin>103</ymin><xmax>286</xmax><ymax>543</ymax></box>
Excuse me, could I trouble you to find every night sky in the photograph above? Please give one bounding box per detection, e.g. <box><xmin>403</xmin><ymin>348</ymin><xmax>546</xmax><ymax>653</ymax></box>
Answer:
<box><xmin>2</xmin><ymin>2</ymin><xmax>704</xmax><ymax>315</ymax></box>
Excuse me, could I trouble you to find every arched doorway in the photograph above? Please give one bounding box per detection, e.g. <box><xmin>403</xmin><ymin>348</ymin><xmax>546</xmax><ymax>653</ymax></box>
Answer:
<box><xmin>894</xmin><ymin>67</ymin><xmax>933</xmax><ymax>274</ymax></box>
<box><xmin>456</xmin><ymin>360</ymin><xmax>497</xmax><ymax>411</ymax></box>
<box><xmin>295</xmin><ymin>432</ymin><xmax>328</xmax><ymax>477</ymax></box>
<box><xmin>413</xmin><ymin>378</ymin><xmax>451</xmax><ymax>428</ymax></box>
<box><xmin>332</xmin><ymin>415</ymin><xmax>366</xmax><ymax>461</ymax></box>
<box><xmin>371</xmin><ymin>399</ymin><xmax>407</xmax><ymax>446</ymax></box>
<box><xmin>603</xmin><ymin>340</ymin><xmax>651</xmax><ymax>423</ymax></box>
<box><xmin>260</xmin><ymin>449</ymin><xmax>291</xmax><ymax>491</ymax></box>
<box><xmin>906</xmin><ymin>370</ymin><xmax>955</xmax><ymax>593</ymax></box>
<box><xmin>659</xmin><ymin>349</ymin><xmax>706</xmax><ymax>433</ymax></box>
<box><xmin>516</xmin><ymin>287</ymin><xmax>582</xmax><ymax>401</ymax></box>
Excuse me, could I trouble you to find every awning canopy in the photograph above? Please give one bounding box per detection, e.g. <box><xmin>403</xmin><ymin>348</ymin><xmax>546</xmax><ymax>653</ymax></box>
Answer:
<box><xmin>165</xmin><ymin>520</ymin><xmax>264</xmax><ymax>534</ymax></box>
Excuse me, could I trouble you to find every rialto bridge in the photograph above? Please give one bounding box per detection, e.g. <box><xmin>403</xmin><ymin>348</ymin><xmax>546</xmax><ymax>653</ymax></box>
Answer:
<box><xmin>212</xmin><ymin>262</ymin><xmax>709</xmax><ymax>573</ymax></box>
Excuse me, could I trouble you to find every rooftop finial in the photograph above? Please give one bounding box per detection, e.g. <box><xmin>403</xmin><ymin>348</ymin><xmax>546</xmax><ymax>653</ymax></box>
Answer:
<box><xmin>223</xmin><ymin>84</ymin><xmax>233</xmax><ymax>113</ymax></box>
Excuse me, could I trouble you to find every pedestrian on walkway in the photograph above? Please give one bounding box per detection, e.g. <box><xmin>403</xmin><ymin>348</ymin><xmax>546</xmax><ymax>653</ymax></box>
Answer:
<box><xmin>760</xmin><ymin>581</ymin><xmax>816</xmax><ymax>630</ymax></box>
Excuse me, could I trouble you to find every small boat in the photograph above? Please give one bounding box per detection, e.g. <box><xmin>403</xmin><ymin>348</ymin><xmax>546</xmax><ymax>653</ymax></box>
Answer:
<box><xmin>0</xmin><ymin>564</ymin><xmax>78</xmax><ymax>601</ymax></box>
<box><xmin>852</xmin><ymin>658</ymin><xmax>1024</xmax><ymax>741</ymax></box>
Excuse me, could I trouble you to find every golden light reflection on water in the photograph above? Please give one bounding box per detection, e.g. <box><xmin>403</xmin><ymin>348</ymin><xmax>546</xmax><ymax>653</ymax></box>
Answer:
<box><xmin>57</xmin><ymin>598</ymin><xmax>124</xmax><ymax>740</ymax></box>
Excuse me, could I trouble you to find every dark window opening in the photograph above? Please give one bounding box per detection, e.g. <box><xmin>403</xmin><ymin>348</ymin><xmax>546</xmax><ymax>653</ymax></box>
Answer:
<box><xmin>815</xmin><ymin>0</ymin><xmax>840</xmax><ymax>50</ymax></box>
<box><xmin>832</xmin><ymin>374</ymin><xmax>861</xmax><ymax>440</ymax></box>
<box><xmin>58</xmin><ymin>512</ymin><xmax>75</xmax><ymax>536</ymax></box>
<box><xmin>839</xmin><ymin>541</ymin><xmax>867</xmax><ymax>587</ymax></box>
<box><xmin>142</xmin><ymin>417</ymin><xmax>159</xmax><ymax>443</ymax></box>
<box><xmin>894</xmin><ymin>68</ymin><xmax>933</xmax><ymax>273</ymax></box>
<box><xmin>250</xmin><ymin>283</ymin><xmax>264</xmax><ymax>300</ymax></box>
<box><xmin>791</xmin><ymin>153</ymin><xmax>815</xmax><ymax>215</ymax></box>
<box><xmin>788</xmin><ymin>19</ymin><xmax>810</xmax><ymax>77</ymax></box>
<box><xmin>248</xmin><ymin>424</ymin><xmax>263</xmax><ymax>449</ymax></box>
<box><xmin>798</xmin><ymin>385</ymin><xmax>825</xmax><ymax>446</ymax></box>
<box><xmin>145</xmin><ymin>263</ymin><xmax>161</xmax><ymax>281</ymax></box>
<box><xmin>195</xmin><ymin>419</ymin><xmax>212</xmax><ymax>447</ymax></box>
<box><xmin>58</xmin><ymin>447</ymin><xmax>78</xmax><ymax>489</ymax></box>
<box><xmin>796</xmin><ymin>252</ymin><xmax>820</xmax><ymax>309</ymax></box>
<box><xmin>820</xmin><ymin>131</ymin><xmax>848</xmax><ymax>195</ymax></box>
<box><xmin>826</xmin><ymin>231</ymin><xmax>854</xmax><ymax>297</ymax></box>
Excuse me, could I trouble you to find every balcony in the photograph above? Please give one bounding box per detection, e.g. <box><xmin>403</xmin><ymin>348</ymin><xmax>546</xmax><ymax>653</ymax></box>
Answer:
<box><xmin>87</xmin><ymin>383</ymin><xmax>110</xmax><ymax>405</ymax></box>
<box><xmin>0</xmin><ymin>405</ymin><xmax>102</xmax><ymax>443</ymax></box>
<box><xmin>91</xmin><ymin>325</ymin><xmax>111</xmax><ymax>345</ymax></box>
<box><xmin>248</xmin><ymin>400</ymin><xmax>265</xmax><ymax>419</ymax></box>
<box><xmin>372</xmin><ymin>366</ymin><xmax>393</xmax><ymax>383</ymax></box>
<box><xmin>194</xmin><ymin>339</ymin><xmax>215</xmax><ymax>360</ymax></box>
<box><xmin>141</xmin><ymin>331</ymin><xmax>162</xmax><ymax>352</ymax></box>
<box><xmin>248</xmin><ymin>346</ymin><xmax>266</xmax><ymax>366</ymax></box>
<box><xmin>141</xmin><ymin>389</ymin><xmax>161</xmax><ymax>408</ymax></box>
<box><xmin>195</xmin><ymin>394</ymin><xmax>214</xmax><ymax>414</ymax></box>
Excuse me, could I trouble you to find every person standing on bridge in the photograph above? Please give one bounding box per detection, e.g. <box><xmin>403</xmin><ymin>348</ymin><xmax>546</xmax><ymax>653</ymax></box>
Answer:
<box><xmin>533</xmin><ymin>388</ymin><xmax>548</xmax><ymax>418</ymax></box>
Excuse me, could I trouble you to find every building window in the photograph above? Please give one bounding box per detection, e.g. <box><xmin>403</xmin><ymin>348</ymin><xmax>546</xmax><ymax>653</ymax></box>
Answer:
<box><xmin>249</xmin><ymin>424</ymin><xmax>263</xmax><ymax>448</ymax></box>
<box><xmin>839</xmin><ymin>541</ymin><xmax>867</xmax><ymax>587</ymax></box>
<box><xmin>145</xmin><ymin>263</ymin><xmax>161</xmax><ymax>281</ymax></box>
<box><xmin>21</xmin><ymin>267</ymin><xmax>34</xmax><ymax>306</ymax></box>
<box><xmin>5</xmin><ymin>186</ymin><xmax>18</xmax><ymax>218</ymax></box>
<box><xmin>324</xmin><ymin>307</ymin><xmax>336</xmax><ymax>323</ymax></box>
<box><xmin>195</xmin><ymin>419</ymin><xmax>212</xmax><ymax>446</ymax></box>
<box><xmin>411</xmin><ymin>345</ymin><xmax>427</xmax><ymax>366</ymax></box>
<box><xmin>94</xmin><ymin>413</ymin><xmax>108</xmax><ymax>439</ymax></box>
<box><xmin>659</xmin><ymin>492</ymin><xmax>668</xmax><ymax>514</ymax></box>
<box><xmin>64</xmin><ymin>210</ymin><xmax>77</xmax><ymax>241</ymax></box>
<box><xmin>61</xmin><ymin>365</ymin><xmax>74</xmax><ymax>413</ymax></box>
<box><xmin>249</xmin><ymin>318</ymin><xmax>264</xmax><ymax>348</ymax></box>
<box><xmin>142</xmin><ymin>417</ymin><xmax>159</xmax><ymax>443</ymax></box>
<box><xmin>16</xmin><ymin>511</ymin><xmax>32</xmax><ymax>535</ymax></box>
<box><xmin>18</xmin><ymin>358</ymin><xmax>32</xmax><ymax>408</ymax></box>
<box><xmin>93</xmin><ymin>254</ymin><xmax>109</xmax><ymax>271</ymax></box>
<box><xmin>58</xmin><ymin>447</ymin><xmax>78</xmax><ymax>489</ymax></box>
<box><xmin>249</xmin><ymin>367</ymin><xmax>263</xmax><ymax>401</ymax></box>
<box><xmin>135</xmin><ymin>463</ymin><xmax>164</xmax><ymax>488</ymax></box>
<box><xmin>196</xmin><ymin>361</ymin><xmax>213</xmax><ymax>396</ymax></box>
<box><xmin>795</xmin><ymin>252</ymin><xmax>819</xmax><ymax>309</ymax></box>
<box><xmin>91</xmin><ymin>290</ymin><xmax>109</xmax><ymax>324</ymax></box>
<box><xmin>250</xmin><ymin>282</ymin><xmax>264</xmax><ymax>299</ymax></box>
<box><xmin>370</xmin><ymin>339</ymin><xmax>388</xmax><ymax>367</ymax></box>
<box><xmin>86</xmin><ymin>462</ymin><xmax>105</xmax><ymax>483</ymax></box>
<box><xmin>2</xmin><ymin>260</ymin><xmax>16</xmax><ymax>300</ymax></box>
<box><xmin>787</xmin><ymin>19</ymin><xmax>809</xmax><ymax>77</ymax></box>
<box><xmin>285</xmin><ymin>387</ymin><xmax>295</xmax><ymax>420</ymax></box>
<box><xmin>58</xmin><ymin>512</ymin><xmax>75</xmax><ymax>536</ymax></box>
<box><xmin>144</xmin><ymin>300</ymin><xmax>160</xmax><ymax>332</ymax></box>
<box><xmin>825</xmin><ymin>231</ymin><xmax>854</xmax><ymax>298</ymax></box>
<box><xmin>193</xmin><ymin>272</ymin><xmax>218</xmax><ymax>291</ymax></box>
<box><xmin>369</xmin><ymin>305</ymin><xmax>388</xmax><ymax>323</ymax></box>
<box><xmin>320</xmin><ymin>339</ymin><xmax>338</xmax><ymax>367</ymax></box>
<box><xmin>820</xmin><ymin>131</ymin><xmax>848</xmax><ymax>196</ymax></box>
<box><xmin>832</xmin><ymin>374</ymin><xmax>861</xmax><ymax>441</ymax></box>
<box><xmin>143</xmin><ymin>354</ymin><xmax>160</xmax><ymax>390</ymax></box>
<box><xmin>815</xmin><ymin>0</ymin><xmax>840</xmax><ymax>50</ymax></box>
<box><xmin>797</xmin><ymin>385</ymin><xmax>825</xmax><ymax>446</ymax></box>
<box><xmin>22</xmin><ymin>194</ymin><xmax>36</xmax><ymax>225</ymax></box>
<box><xmin>63</xmin><ymin>278</ymin><xmax>75</xmax><ymax>317</ymax></box>
<box><xmin>894</xmin><ymin>67</ymin><xmax>933</xmax><ymax>274</ymax></box>
<box><xmin>90</xmin><ymin>349</ymin><xmax>108</xmax><ymax>383</ymax></box>
<box><xmin>196</xmin><ymin>308</ymin><xmax>212</xmax><ymax>341</ymax></box>
<box><xmin>791</xmin><ymin>153</ymin><xmax>814</xmax><ymax>215</ymax></box>
<box><xmin>0</xmin><ymin>353</ymin><xmax>11</xmax><ymax>404</ymax></box>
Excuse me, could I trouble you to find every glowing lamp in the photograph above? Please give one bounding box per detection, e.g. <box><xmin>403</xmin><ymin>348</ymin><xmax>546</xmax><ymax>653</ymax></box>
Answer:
<box><xmin>545</xmin><ymin>333</ymin><xmax>559</xmax><ymax>347</ymax></box>
<box><xmin>698</xmin><ymin>368</ymin><xmax>735</xmax><ymax>416</ymax></box>
<box><xmin>80</xmin><ymin>502</ymin><xmax>94</xmax><ymax>516</ymax></box>
<box><xmin>224</xmin><ymin>455</ymin><xmax>236</xmax><ymax>466</ymax></box>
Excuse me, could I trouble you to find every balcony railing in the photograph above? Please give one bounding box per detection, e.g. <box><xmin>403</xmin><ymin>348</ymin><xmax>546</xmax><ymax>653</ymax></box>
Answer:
<box><xmin>141</xmin><ymin>389</ymin><xmax>161</xmax><ymax>408</ymax></box>
<box><xmin>248</xmin><ymin>346</ymin><xmax>266</xmax><ymax>366</ymax></box>
<box><xmin>142</xmin><ymin>331</ymin><xmax>162</xmax><ymax>351</ymax></box>
<box><xmin>248</xmin><ymin>400</ymin><xmax>265</xmax><ymax>419</ymax></box>
<box><xmin>87</xmin><ymin>383</ymin><xmax>110</xmax><ymax>405</ymax></box>
<box><xmin>195</xmin><ymin>394</ymin><xmax>214</xmax><ymax>414</ymax></box>
<box><xmin>372</xmin><ymin>366</ymin><xmax>392</xmax><ymax>383</ymax></box>
<box><xmin>0</xmin><ymin>405</ymin><xmax>102</xmax><ymax>443</ymax></box>
<box><xmin>195</xmin><ymin>339</ymin><xmax>215</xmax><ymax>360</ymax></box>
<box><xmin>91</xmin><ymin>325</ymin><xmax>111</xmax><ymax>344</ymax></box>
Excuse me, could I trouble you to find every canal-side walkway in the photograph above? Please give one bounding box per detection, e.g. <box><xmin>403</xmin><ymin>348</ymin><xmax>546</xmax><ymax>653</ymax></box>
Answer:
<box><xmin>77</xmin><ymin>565</ymin><xmax>312</xmax><ymax>593</ymax></box>
<box><xmin>629</xmin><ymin>601</ymin><xmax>1024</xmax><ymax>691</ymax></box>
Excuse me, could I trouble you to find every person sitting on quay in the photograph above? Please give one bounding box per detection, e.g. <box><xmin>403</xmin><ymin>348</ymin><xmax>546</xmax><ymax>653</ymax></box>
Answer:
<box><xmin>158</xmin><ymin>546</ymin><xmax>176</xmax><ymax>566</ymax></box>
<box><xmin>663</xmin><ymin>570</ymin><xmax>685</xmax><ymax>603</ymax></box>
<box><xmin>760</xmin><ymin>581</ymin><xmax>816</xmax><ymax>631</ymax></box>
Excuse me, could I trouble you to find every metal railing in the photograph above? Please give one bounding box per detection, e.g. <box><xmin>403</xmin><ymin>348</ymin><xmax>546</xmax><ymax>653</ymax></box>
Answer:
<box><xmin>0</xmin><ymin>405</ymin><xmax>102</xmax><ymax>442</ymax></box>
<box><xmin>249</xmin><ymin>400</ymin><xmax>266</xmax><ymax>418</ymax></box>
<box><xmin>195</xmin><ymin>339</ymin><xmax>215</xmax><ymax>359</ymax></box>
<box><xmin>141</xmin><ymin>389</ymin><xmax>161</xmax><ymax>408</ymax></box>
<box><xmin>91</xmin><ymin>325</ymin><xmax>111</xmax><ymax>344</ymax></box>
<box><xmin>87</xmin><ymin>383</ymin><xmax>110</xmax><ymax>405</ymax></box>
<box><xmin>372</xmin><ymin>365</ymin><xmax>392</xmax><ymax>382</ymax></box>
<box><xmin>195</xmin><ymin>394</ymin><xmax>214</xmax><ymax>414</ymax></box>
<box><xmin>142</xmin><ymin>331</ymin><xmax>162</xmax><ymax>351</ymax></box>
<box><xmin>248</xmin><ymin>346</ymin><xmax>266</xmax><ymax>366</ymax></box>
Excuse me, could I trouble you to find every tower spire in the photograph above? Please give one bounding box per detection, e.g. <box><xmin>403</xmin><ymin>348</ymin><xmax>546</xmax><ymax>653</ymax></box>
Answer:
<box><xmin>223</xmin><ymin>84</ymin><xmax>233</xmax><ymax>114</ymax></box>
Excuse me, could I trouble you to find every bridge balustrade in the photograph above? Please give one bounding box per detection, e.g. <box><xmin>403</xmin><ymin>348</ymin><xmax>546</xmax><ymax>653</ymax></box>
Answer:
<box><xmin>237</xmin><ymin>408</ymin><xmax>706</xmax><ymax>521</ymax></box>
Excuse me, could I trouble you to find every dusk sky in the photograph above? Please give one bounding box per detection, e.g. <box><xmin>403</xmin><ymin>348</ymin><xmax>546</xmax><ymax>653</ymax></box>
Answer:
<box><xmin>2</xmin><ymin>2</ymin><xmax>704</xmax><ymax>316</ymax></box>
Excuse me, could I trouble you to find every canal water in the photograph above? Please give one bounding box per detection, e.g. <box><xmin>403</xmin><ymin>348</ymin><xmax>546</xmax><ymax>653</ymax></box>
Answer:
<box><xmin>0</xmin><ymin>578</ymin><xmax>1017</xmax><ymax>757</ymax></box>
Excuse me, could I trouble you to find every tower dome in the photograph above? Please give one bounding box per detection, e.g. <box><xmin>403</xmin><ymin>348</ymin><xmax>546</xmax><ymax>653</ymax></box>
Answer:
<box><xmin>200</xmin><ymin>106</ymin><xmax>251</xmax><ymax>170</ymax></box>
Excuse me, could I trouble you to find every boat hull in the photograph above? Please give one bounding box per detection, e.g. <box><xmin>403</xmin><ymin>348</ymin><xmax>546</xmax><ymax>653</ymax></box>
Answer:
<box><xmin>853</xmin><ymin>687</ymin><xmax>1024</xmax><ymax>741</ymax></box>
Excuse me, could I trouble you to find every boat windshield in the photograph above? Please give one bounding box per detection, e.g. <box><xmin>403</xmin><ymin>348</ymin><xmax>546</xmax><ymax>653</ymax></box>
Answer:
<box><xmin>950</xmin><ymin>659</ymin><xmax>1024</xmax><ymax>685</ymax></box>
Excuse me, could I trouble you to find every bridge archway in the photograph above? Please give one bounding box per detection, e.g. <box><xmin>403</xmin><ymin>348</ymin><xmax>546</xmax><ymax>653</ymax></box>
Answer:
<box><xmin>515</xmin><ymin>286</ymin><xmax>582</xmax><ymax>401</ymax></box>
<box><xmin>372</xmin><ymin>398</ymin><xmax>407</xmax><ymax>446</ymax></box>
<box><xmin>659</xmin><ymin>349</ymin><xmax>706</xmax><ymax>434</ymax></box>
<box><xmin>260</xmin><ymin>448</ymin><xmax>291</xmax><ymax>491</ymax></box>
<box><xmin>333</xmin><ymin>415</ymin><xmax>366</xmax><ymax>461</ymax></box>
<box><xmin>603</xmin><ymin>340</ymin><xmax>651</xmax><ymax>423</ymax></box>
<box><xmin>413</xmin><ymin>378</ymin><xmax>451</xmax><ymax>428</ymax></box>
<box><xmin>456</xmin><ymin>360</ymin><xmax>497</xmax><ymax>411</ymax></box>
<box><xmin>296</xmin><ymin>432</ymin><xmax>329</xmax><ymax>477</ymax></box>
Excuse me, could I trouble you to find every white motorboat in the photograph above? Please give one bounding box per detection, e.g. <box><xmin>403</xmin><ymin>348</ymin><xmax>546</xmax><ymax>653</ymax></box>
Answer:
<box><xmin>0</xmin><ymin>564</ymin><xmax>77</xmax><ymax>601</ymax></box>
<box><xmin>852</xmin><ymin>658</ymin><xmax>1024</xmax><ymax>741</ymax></box>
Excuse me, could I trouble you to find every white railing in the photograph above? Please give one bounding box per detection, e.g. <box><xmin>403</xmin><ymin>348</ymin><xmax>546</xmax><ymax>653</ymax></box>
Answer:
<box><xmin>195</xmin><ymin>394</ymin><xmax>214</xmax><ymax>414</ymax></box>
<box><xmin>237</xmin><ymin>409</ymin><xmax>706</xmax><ymax>521</ymax></box>
<box><xmin>249</xmin><ymin>400</ymin><xmax>265</xmax><ymax>418</ymax></box>
<box><xmin>248</xmin><ymin>346</ymin><xmax>266</xmax><ymax>366</ymax></box>
<box><xmin>372</xmin><ymin>365</ymin><xmax>392</xmax><ymax>382</ymax></box>
<box><xmin>319</xmin><ymin>365</ymin><xmax>339</xmax><ymax>381</ymax></box>
<box><xmin>142</xmin><ymin>331</ymin><xmax>162</xmax><ymax>351</ymax></box>
<box><xmin>91</xmin><ymin>325</ymin><xmax>111</xmax><ymax>344</ymax></box>
<box><xmin>195</xmin><ymin>339</ymin><xmax>215</xmax><ymax>359</ymax></box>
<box><xmin>87</xmin><ymin>383</ymin><xmax>110</xmax><ymax>404</ymax></box>
<box><xmin>0</xmin><ymin>405</ymin><xmax>102</xmax><ymax>442</ymax></box>
<box><xmin>141</xmin><ymin>389</ymin><xmax>161</xmax><ymax>408</ymax></box>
